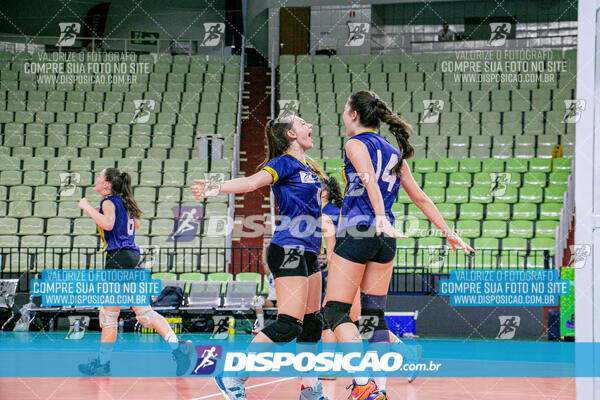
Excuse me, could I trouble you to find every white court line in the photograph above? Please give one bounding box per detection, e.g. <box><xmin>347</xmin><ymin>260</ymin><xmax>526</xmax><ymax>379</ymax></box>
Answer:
<box><xmin>190</xmin><ymin>377</ymin><xmax>296</xmax><ymax>400</ymax></box>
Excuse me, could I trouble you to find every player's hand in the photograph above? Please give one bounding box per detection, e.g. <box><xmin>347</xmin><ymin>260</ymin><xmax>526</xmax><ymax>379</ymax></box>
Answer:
<box><xmin>191</xmin><ymin>179</ymin><xmax>221</xmax><ymax>199</ymax></box>
<box><xmin>375</xmin><ymin>215</ymin><xmax>407</xmax><ymax>239</ymax></box>
<box><xmin>78</xmin><ymin>197</ymin><xmax>91</xmax><ymax>211</ymax></box>
<box><xmin>445</xmin><ymin>231</ymin><xmax>475</xmax><ymax>254</ymax></box>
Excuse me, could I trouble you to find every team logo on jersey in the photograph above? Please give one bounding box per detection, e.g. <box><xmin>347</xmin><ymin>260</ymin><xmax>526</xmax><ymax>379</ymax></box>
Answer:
<box><xmin>131</xmin><ymin>100</ymin><xmax>155</xmax><ymax>124</ymax></box>
<box><xmin>563</xmin><ymin>99</ymin><xmax>585</xmax><ymax>123</ymax></box>
<box><xmin>497</xmin><ymin>316</ymin><xmax>520</xmax><ymax>339</ymax></box>
<box><xmin>421</xmin><ymin>100</ymin><xmax>444</xmax><ymax>123</ymax></box>
<box><xmin>568</xmin><ymin>244</ymin><xmax>591</xmax><ymax>269</ymax></box>
<box><xmin>278</xmin><ymin>100</ymin><xmax>299</xmax><ymax>116</ymax></box>
<box><xmin>201</xmin><ymin>23</ymin><xmax>225</xmax><ymax>47</ymax></box>
<box><xmin>345</xmin><ymin>22</ymin><xmax>370</xmax><ymax>46</ymax></box>
<box><xmin>192</xmin><ymin>345</ymin><xmax>222</xmax><ymax>375</ymax></box>
<box><xmin>299</xmin><ymin>171</ymin><xmax>317</xmax><ymax>183</ymax></box>
<box><xmin>488</xmin><ymin>173</ymin><xmax>511</xmax><ymax>197</ymax></box>
<box><xmin>66</xmin><ymin>315</ymin><xmax>90</xmax><ymax>340</ymax></box>
<box><xmin>57</xmin><ymin>23</ymin><xmax>80</xmax><ymax>47</ymax></box>
<box><xmin>211</xmin><ymin>316</ymin><xmax>231</xmax><ymax>339</ymax></box>
<box><xmin>59</xmin><ymin>172</ymin><xmax>80</xmax><ymax>196</ymax></box>
<box><xmin>168</xmin><ymin>206</ymin><xmax>204</xmax><ymax>242</ymax></box>
<box><xmin>487</xmin><ymin>23</ymin><xmax>512</xmax><ymax>47</ymax></box>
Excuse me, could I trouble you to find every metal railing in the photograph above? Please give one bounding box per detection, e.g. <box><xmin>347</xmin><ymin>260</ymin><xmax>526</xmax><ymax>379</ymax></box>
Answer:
<box><xmin>0</xmin><ymin>34</ymin><xmax>229</xmax><ymax>57</ymax></box>
<box><xmin>1</xmin><ymin>247</ymin><xmax>552</xmax><ymax>294</ymax></box>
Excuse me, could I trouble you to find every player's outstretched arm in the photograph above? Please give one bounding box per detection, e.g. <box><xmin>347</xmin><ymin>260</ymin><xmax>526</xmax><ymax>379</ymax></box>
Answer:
<box><xmin>191</xmin><ymin>170</ymin><xmax>273</xmax><ymax>199</ymax></box>
<box><xmin>399</xmin><ymin>160</ymin><xmax>474</xmax><ymax>254</ymax></box>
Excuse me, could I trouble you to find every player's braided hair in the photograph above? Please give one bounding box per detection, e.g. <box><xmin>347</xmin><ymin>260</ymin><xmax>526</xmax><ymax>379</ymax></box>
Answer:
<box><xmin>348</xmin><ymin>90</ymin><xmax>414</xmax><ymax>174</ymax></box>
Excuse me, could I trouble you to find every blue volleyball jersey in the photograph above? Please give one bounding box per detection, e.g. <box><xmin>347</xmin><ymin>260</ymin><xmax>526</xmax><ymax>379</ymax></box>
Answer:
<box><xmin>322</xmin><ymin>202</ymin><xmax>340</xmax><ymax>228</ymax></box>
<box><xmin>98</xmin><ymin>195</ymin><xmax>139</xmax><ymax>254</ymax></box>
<box><xmin>338</xmin><ymin>130</ymin><xmax>402</xmax><ymax>231</ymax></box>
<box><xmin>263</xmin><ymin>153</ymin><xmax>322</xmax><ymax>254</ymax></box>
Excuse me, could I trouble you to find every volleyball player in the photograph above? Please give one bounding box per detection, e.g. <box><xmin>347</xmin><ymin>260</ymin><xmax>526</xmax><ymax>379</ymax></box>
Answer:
<box><xmin>322</xmin><ymin>92</ymin><xmax>474</xmax><ymax>399</ymax></box>
<box><xmin>77</xmin><ymin>168</ymin><xmax>194</xmax><ymax>377</ymax></box>
<box><xmin>191</xmin><ymin>115</ymin><xmax>328</xmax><ymax>400</ymax></box>
<box><xmin>319</xmin><ymin>175</ymin><xmax>403</xmax><ymax>382</ymax></box>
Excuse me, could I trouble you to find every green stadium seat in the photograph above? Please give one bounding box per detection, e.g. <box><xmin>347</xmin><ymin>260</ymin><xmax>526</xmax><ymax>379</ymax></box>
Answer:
<box><xmin>473</xmin><ymin>237</ymin><xmax>499</xmax><ymax>254</ymax></box>
<box><xmin>424</xmin><ymin>172</ymin><xmax>446</xmax><ymax>187</ymax></box>
<box><xmin>552</xmin><ymin>158</ymin><xmax>572</xmax><ymax>172</ymax></box>
<box><xmin>486</xmin><ymin>203</ymin><xmax>510</xmax><ymax>220</ymax></box>
<box><xmin>46</xmin><ymin>218</ymin><xmax>71</xmax><ymax>235</ymax></box>
<box><xmin>19</xmin><ymin>217</ymin><xmax>43</xmax><ymax>234</ymax></box>
<box><xmin>506</xmin><ymin>158</ymin><xmax>529</xmax><ymax>173</ymax></box>
<box><xmin>539</xmin><ymin>203</ymin><xmax>562</xmax><ymax>220</ymax></box>
<box><xmin>413</xmin><ymin>159</ymin><xmax>436</xmax><ymax>173</ymax></box>
<box><xmin>493</xmin><ymin>186</ymin><xmax>518</xmax><ymax>203</ymax></box>
<box><xmin>530</xmin><ymin>238</ymin><xmax>555</xmax><ymax>255</ymax></box>
<box><xmin>523</xmin><ymin>172</ymin><xmax>546</xmax><ymax>186</ymax></box>
<box><xmin>535</xmin><ymin>220</ymin><xmax>559</xmax><ymax>237</ymax></box>
<box><xmin>207</xmin><ymin>272</ymin><xmax>233</xmax><ymax>294</ymax></box>
<box><xmin>448</xmin><ymin>172</ymin><xmax>471</xmax><ymax>186</ymax></box>
<box><xmin>501</xmin><ymin>238</ymin><xmax>528</xmax><ymax>252</ymax></box>
<box><xmin>482</xmin><ymin>221</ymin><xmax>507</xmax><ymax>238</ymax></box>
<box><xmin>446</xmin><ymin>186</ymin><xmax>469</xmax><ymax>203</ymax></box>
<box><xmin>519</xmin><ymin>186</ymin><xmax>544</xmax><ymax>203</ymax></box>
<box><xmin>549</xmin><ymin>172</ymin><xmax>569</xmax><ymax>185</ymax></box>
<box><xmin>179</xmin><ymin>273</ymin><xmax>206</xmax><ymax>294</ymax></box>
<box><xmin>508</xmin><ymin>220</ymin><xmax>534</xmax><ymax>238</ymax></box>
<box><xmin>34</xmin><ymin>201</ymin><xmax>57</xmax><ymax>217</ymax></box>
<box><xmin>469</xmin><ymin>185</ymin><xmax>493</xmax><ymax>204</ymax></box>
<box><xmin>0</xmin><ymin>217</ymin><xmax>17</xmax><ymax>235</ymax></box>
<box><xmin>456</xmin><ymin>220</ymin><xmax>480</xmax><ymax>238</ymax></box>
<box><xmin>481</xmin><ymin>158</ymin><xmax>504</xmax><ymax>173</ymax></box>
<box><xmin>437</xmin><ymin>203</ymin><xmax>457</xmax><ymax>220</ymax></box>
<box><xmin>459</xmin><ymin>203</ymin><xmax>483</xmax><ymax>220</ymax></box>
<box><xmin>545</xmin><ymin>184</ymin><xmax>567</xmax><ymax>202</ymax></box>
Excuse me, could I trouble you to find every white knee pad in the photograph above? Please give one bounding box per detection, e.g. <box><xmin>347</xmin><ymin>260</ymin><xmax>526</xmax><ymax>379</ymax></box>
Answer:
<box><xmin>99</xmin><ymin>307</ymin><xmax>120</xmax><ymax>329</ymax></box>
<box><xmin>135</xmin><ymin>306</ymin><xmax>159</xmax><ymax>327</ymax></box>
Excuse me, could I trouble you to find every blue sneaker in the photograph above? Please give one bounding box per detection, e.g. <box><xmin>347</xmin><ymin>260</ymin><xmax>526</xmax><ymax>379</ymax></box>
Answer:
<box><xmin>215</xmin><ymin>376</ymin><xmax>247</xmax><ymax>400</ymax></box>
<box><xmin>299</xmin><ymin>381</ymin><xmax>328</xmax><ymax>400</ymax></box>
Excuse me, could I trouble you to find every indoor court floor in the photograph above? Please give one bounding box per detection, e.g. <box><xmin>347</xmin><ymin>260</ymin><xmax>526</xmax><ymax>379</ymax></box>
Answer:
<box><xmin>0</xmin><ymin>376</ymin><xmax>574</xmax><ymax>400</ymax></box>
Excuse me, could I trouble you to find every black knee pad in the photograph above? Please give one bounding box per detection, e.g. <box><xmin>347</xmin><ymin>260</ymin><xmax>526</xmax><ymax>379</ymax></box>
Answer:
<box><xmin>360</xmin><ymin>306</ymin><xmax>389</xmax><ymax>342</ymax></box>
<box><xmin>297</xmin><ymin>312</ymin><xmax>323</xmax><ymax>343</ymax></box>
<box><xmin>261</xmin><ymin>314</ymin><xmax>303</xmax><ymax>343</ymax></box>
<box><xmin>323</xmin><ymin>301</ymin><xmax>353</xmax><ymax>332</ymax></box>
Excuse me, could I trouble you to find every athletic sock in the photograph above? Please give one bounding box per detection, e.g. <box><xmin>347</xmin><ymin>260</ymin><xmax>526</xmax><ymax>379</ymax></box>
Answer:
<box><xmin>257</xmin><ymin>313</ymin><xmax>264</xmax><ymax>328</ymax></box>
<box><xmin>165</xmin><ymin>331</ymin><xmax>179</xmax><ymax>350</ymax></box>
<box><xmin>354</xmin><ymin>377</ymin><xmax>369</xmax><ymax>386</ymax></box>
<box><xmin>374</xmin><ymin>377</ymin><xmax>386</xmax><ymax>390</ymax></box>
<box><xmin>99</xmin><ymin>342</ymin><xmax>114</xmax><ymax>365</ymax></box>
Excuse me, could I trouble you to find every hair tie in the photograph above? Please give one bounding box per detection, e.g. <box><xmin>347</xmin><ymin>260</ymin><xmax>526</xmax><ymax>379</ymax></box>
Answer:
<box><xmin>371</xmin><ymin>98</ymin><xmax>379</xmax><ymax>107</ymax></box>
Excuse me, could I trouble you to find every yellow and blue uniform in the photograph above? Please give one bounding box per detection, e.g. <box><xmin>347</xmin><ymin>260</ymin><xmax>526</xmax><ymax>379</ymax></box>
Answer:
<box><xmin>98</xmin><ymin>195</ymin><xmax>139</xmax><ymax>254</ymax></box>
<box><xmin>338</xmin><ymin>130</ymin><xmax>402</xmax><ymax>231</ymax></box>
<box><xmin>263</xmin><ymin>153</ymin><xmax>322</xmax><ymax>254</ymax></box>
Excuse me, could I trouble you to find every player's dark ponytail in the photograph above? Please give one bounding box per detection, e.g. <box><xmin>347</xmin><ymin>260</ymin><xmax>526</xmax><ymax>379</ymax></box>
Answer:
<box><xmin>322</xmin><ymin>175</ymin><xmax>343</xmax><ymax>208</ymax></box>
<box><xmin>104</xmin><ymin>168</ymin><xmax>143</xmax><ymax>219</ymax></box>
<box><xmin>348</xmin><ymin>90</ymin><xmax>414</xmax><ymax>173</ymax></box>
